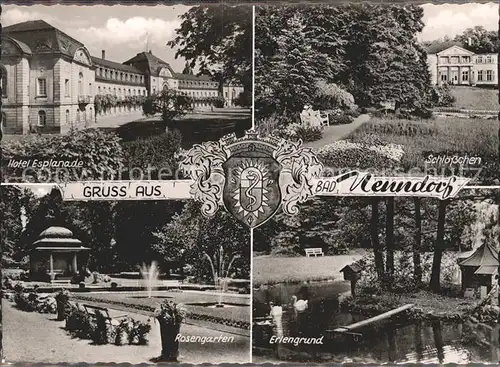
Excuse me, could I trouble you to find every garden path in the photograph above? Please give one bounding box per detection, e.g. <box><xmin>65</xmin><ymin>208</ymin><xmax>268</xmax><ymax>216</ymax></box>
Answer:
<box><xmin>2</xmin><ymin>299</ymin><xmax>250</xmax><ymax>364</ymax></box>
<box><xmin>304</xmin><ymin>114</ymin><xmax>370</xmax><ymax>151</ymax></box>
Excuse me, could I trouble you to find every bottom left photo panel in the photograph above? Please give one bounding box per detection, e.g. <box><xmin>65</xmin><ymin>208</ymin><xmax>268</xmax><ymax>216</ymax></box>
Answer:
<box><xmin>1</xmin><ymin>184</ymin><xmax>251</xmax><ymax>364</ymax></box>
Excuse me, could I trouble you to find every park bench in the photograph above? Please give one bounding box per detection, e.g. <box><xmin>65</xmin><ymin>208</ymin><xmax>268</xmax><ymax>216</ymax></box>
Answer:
<box><xmin>82</xmin><ymin>304</ymin><xmax>128</xmax><ymax>325</ymax></box>
<box><xmin>305</xmin><ymin>248</ymin><xmax>324</xmax><ymax>257</ymax></box>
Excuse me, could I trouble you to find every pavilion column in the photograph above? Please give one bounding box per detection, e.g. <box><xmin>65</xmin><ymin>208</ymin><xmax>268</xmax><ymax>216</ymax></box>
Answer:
<box><xmin>72</xmin><ymin>253</ymin><xmax>78</xmax><ymax>275</ymax></box>
<box><xmin>49</xmin><ymin>253</ymin><xmax>54</xmax><ymax>280</ymax></box>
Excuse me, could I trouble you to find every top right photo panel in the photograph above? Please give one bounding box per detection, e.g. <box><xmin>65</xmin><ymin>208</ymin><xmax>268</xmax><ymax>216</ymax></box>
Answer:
<box><xmin>255</xmin><ymin>3</ymin><xmax>499</xmax><ymax>185</ymax></box>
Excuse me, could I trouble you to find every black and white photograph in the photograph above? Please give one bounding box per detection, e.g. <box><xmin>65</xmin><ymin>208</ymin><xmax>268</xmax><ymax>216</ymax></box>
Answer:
<box><xmin>253</xmin><ymin>188</ymin><xmax>500</xmax><ymax>364</ymax></box>
<box><xmin>1</xmin><ymin>4</ymin><xmax>251</xmax><ymax>182</ymax></box>
<box><xmin>255</xmin><ymin>3</ymin><xmax>499</xmax><ymax>184</ymax></box>
<box><xmin>1</xmin><ymin>184</ymin><xmax>250</xmax><ymax>363</ymax></box>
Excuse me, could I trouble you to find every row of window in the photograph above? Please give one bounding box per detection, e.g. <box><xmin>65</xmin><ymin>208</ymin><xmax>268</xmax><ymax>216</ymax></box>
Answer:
<box><xmin>439</xmin><ymin>69</ymin><xmax>495</xmax><ymax>82</ymax></box>
<box><xmin>179</xmin><ymin>90</ymin><xmax>218</xmax><ymax>97</ymax></box>
<box><xmin>97</xmin><ymin>86</ymin><xmax>147</xmax><ymax>96</ymax></box>
<box><xmin>438</xmin><ymin>55</ymin><xmax>495</xmax><ymax>64</ymax></box>
<box><xmin>36</xmin><ymin>109</ymin><xmax>93</xmax><ymax>127</ymax></box>
<box><xmin>179</xmin><ymin>80</ymin><xmax>218</xmax><ymax>88</ymax></box>
<box><xmin>97</xmin><ymin>67</ymin><xmax>144</xmax><ymax>84</ymax></box>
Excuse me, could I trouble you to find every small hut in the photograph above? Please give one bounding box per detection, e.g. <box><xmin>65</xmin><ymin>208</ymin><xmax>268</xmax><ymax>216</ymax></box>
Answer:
<box><xmin>30</xmin><ymin>226</ymin><xmax>90</xmax><ymax>282</ymax></box>
<box><xmin>459</xmin><ymin>243</ymin><xmax>499</xmax><ymax>294</ymax></box>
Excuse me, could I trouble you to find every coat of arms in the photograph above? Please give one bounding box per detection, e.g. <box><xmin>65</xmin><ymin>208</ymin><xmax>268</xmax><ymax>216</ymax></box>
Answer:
<box><xmin>180</xmin><ymin>131</ymin><xmax>323</xmax><ymax>229</ymax></box>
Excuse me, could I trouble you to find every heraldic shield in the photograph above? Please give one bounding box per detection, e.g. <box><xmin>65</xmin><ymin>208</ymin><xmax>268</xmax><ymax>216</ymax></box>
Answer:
<box><xmin>223</xmin><ymin>150</ymin><xmax>282</xmax><ymax>229</ymax></box>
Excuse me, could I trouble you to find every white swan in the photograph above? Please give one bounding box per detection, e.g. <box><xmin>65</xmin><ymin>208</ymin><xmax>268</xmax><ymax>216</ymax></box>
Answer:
<box><xmin>291</xmin><ymin>295</ymin><xmax>308</xmax><ymax>313</ymax></box>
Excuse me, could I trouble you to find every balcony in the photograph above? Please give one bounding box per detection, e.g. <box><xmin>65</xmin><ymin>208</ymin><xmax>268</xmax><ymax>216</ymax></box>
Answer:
<box><xmin>78</xmin><ymin>95</ymin><xmax>92</xmax><ymax>104</ymax></box>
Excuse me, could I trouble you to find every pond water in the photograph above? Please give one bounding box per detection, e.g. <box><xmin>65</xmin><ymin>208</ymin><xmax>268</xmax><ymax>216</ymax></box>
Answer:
<box><xmin>253</xmin><ymin>282</ymin><xmax>499</xmax><ymax>363</ymax></box>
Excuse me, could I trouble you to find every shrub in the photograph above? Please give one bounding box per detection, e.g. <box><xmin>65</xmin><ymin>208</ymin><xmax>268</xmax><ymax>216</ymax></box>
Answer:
<box><xmin>92</xmin><ymin>311</ymin><xmax>116</xmax><ymax>345</ymax></box>
<box><xmin>330</xmin><ymin>114</ymin><xmax>354</xmax><ymax>125</ymax></box>
<box><xmin>14</xmin><ymin>291</ymin><xmax>38</xmax><ymax>312</ymax></box>
<box><xmin>79</xmin><ymin>282</ymin><xmax>85</xmax><ymax>289</ymax></box>
<box><xmin>66</xmin><ymin>305</ymin><xmax>96</xmax><ymax>339</ymax></box>
<box><xmin>121</xmin><ymin>131</ymin><xmax>182</xmax><ymax>178</ymax></box>
<box><xmin>234</xmin><ymin>90</ymin><xmax>251</xmax><ymax>107</ymax></box>
<box><xmin>111</xmin><ymin>282</ymin><xmax>118</xmax><ymax>289</ymax></box>
<box><xmin>213</xmin><ymin>96</ymin><xmax>225</xmax><ymax>108</ymax></box>
<box><xmin>361</xmin><ymin>120</ymin><xmax>438</xmax><ymax>137</ymax></box>
<box><xmin>2</xmin><ymin>129</ymin><xmax>124</xmax><ymax>182</ymax></box>
<box><xmin>313</xmin><ymin>81</ymin><xmax>357</xmax><ymax>111</ymax></box>
<box><xmin>273</xmin><ymin>123</ymin><xmax>323</xmax><ymax>142</ymax></box>
<box><xmin>257</xmin><ymin>113</ymin><xmax>301</xmax><ymax>137</ymax></box>
<box><xmin>431</xmin><ymin>84</ymin><xmax>456</xmax><ymax>107</ymax></box>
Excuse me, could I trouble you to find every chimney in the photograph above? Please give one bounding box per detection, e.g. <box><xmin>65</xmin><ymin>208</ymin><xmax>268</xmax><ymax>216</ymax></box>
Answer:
<box><xmin>102</xmin><ymin>50</ymin><xmax>106</xmax><ymax>59</ymax></box>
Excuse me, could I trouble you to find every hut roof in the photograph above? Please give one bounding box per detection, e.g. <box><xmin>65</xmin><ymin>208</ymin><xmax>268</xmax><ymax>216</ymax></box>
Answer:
<box><xmin>340</xmin><ymin>261</ymin><xmax>363</xmax><ymax>273</ymax></box>
<box><xmin>459</xmin><ymin>243</ymin><xmax>498</xmax><ymax>274</ymax></box>
<box><xmin>32</xmin><ymin>226</ymin><xmax>89</xmax><ymax>251</ymax></box>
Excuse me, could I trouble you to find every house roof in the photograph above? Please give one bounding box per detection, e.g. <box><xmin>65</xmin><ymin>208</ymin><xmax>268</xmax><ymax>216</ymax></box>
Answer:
<box><xmin>424</xmin><ymin>41</ymin><xmax>477</xmax><ymax>55</ymax></box>
<box><xmin>123</xmin><ymin>51</ymin><xmax>175</xmax><ymax>77</ymax></box>
<box><xmin>340</xmin><ymin>262</ymin><xmax>363</xmax><ymax>273</ymax></box>
<box><xmin>91</xmin><ymin>56</ymin><xmax>143</xmax><ymax>74</ymax></box>
<box><xmin>3</xmin><ymin>20</ymin><xmax>85</xmax><ymax>59</ymax></box>
<box><xmin>459</xmin><ymin>243</ymin><xmax>499</xmax><ymax>268</ymax></box>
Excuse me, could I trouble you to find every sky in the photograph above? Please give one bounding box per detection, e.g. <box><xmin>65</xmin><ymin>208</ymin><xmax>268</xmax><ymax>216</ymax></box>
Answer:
<box><xmin>419</xmin><ymin>3</ymin><xmax>498</xmax><ymax>41</ymax></box>
<box><xmin>2</xmin><ymin>5</ymin><xmax>192</xmax><ymax>72</ymax></box>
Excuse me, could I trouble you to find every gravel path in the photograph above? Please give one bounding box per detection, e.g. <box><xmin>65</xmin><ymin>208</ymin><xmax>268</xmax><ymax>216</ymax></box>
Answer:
<box><xmin>303</xmin><ymin>114</ymin><xmax>371</xmax><ymax>151</ymax></box>
<box><xmin>2</xmin><ymin>299</ymin><xmax>249</xmax><ymax>364</ymax></box>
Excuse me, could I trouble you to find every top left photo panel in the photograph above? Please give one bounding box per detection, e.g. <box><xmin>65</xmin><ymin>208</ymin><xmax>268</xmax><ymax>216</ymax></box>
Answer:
<box><xmin>1</xmin><ymin>4</ymin><xmax>252</xmax><ymax>183</ymax></box>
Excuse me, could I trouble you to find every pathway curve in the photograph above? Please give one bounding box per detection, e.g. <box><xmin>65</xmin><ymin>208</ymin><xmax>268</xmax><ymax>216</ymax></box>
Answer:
<box><xmin>303</xmin><ymin>114</ymin><xmax>371</xmax><ymax>151</ymax></box>
<box><xmin>2</xmin><ymin>300</ymin><xmax>250</xmax><ymax>364</ymax></box>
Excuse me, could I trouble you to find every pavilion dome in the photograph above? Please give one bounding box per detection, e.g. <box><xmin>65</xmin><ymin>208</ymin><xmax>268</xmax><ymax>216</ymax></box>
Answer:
<box><xmin>39</xmin><ymin>226</ymin><xmax>74</xmax><ymax>239</ymax></box>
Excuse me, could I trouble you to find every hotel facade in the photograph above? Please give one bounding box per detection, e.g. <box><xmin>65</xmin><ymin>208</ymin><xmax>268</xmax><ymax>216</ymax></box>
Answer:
<box><xmin>427</xmin><ymin>45</ymin><xmax>498</xmax><ymax>87</ymax></box>
<box><xmin>1</xmin><ymin>20</ymin><xmax>244</xmax><ymax>135</ymax></box>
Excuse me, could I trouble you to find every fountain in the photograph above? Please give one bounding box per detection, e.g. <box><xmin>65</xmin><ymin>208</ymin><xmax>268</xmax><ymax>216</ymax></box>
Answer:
<box><xmin>203</xmin><ymin>246</ymin><xmax>239</xmax><ymax>308</ymax></box>
<box><xmin>139</xmin><ymin>261</ymin><xmax>159</xmax><ymax>298</ymax></box>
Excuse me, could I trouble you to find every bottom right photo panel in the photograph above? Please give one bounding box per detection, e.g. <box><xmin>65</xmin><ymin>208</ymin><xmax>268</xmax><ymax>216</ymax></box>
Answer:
<box><xmin>253</xmin><ymin>190</ymin><xmax>500</xmax><ymax>364</ymax></box>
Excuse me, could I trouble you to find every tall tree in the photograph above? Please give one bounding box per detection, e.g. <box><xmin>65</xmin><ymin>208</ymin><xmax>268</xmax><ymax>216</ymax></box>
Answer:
<box><xmin>413</xmin><ymin>197</ymin><xmax>423</xmax><ymax>287</ymax></box>
<box><xmin>386</xmin><ymin>197</ymin><xmax>395</xmax><ymax>286</ymax></box>
<box><xmin>371</xmin><ymin>198</ymin><xmax>385</xmax><ymax>280</ymax></box>
<box><xmin>167</xmin><ymin>5</ymin><xmax>252</xmax><ymax>92</ymax></box>
<box><xmin>455</xmin><ymin>26</ymin><xmax>499</xmax><ymax>54</ymax></box>
<box><xmin>430</xmin><ymin>200</ymin><xmax>450</xmax><ymax>292</ymax></box>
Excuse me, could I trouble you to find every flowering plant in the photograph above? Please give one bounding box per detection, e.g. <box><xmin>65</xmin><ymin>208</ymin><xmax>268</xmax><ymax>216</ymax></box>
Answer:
<box><xmin>154</xmin><ymin>300</ymin><xmax>186</xmax><ymax>326</ymax></box>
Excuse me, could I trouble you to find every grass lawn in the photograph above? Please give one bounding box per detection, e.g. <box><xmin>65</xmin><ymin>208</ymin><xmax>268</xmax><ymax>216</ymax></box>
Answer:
<box><xmin>115</xmin><ymin>109</ymin><xmax>251</xmax><ymax>148</ymax></box>
<box><xmin>253</xmin><ymin>251</ymin><xmax>367</xmax><ymax>286</ymax></box>
<box><xmin>346</xmin><ymin>117</ymin><xmax>498</xmax><ymax>170</ymax></box>
<box><xmin>349</xmin><ymin>289</ymin><xmax>476</xmax><ymax>317</ymax></box>
<box><xmin>450</xmin><ymin>86</ymin><xmax>499</xmax><ymax>111</ymax></box>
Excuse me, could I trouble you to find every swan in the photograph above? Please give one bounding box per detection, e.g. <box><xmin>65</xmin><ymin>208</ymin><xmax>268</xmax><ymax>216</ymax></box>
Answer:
<box><xmin>291</xmin><ymin>295</ymin><xmax>308</xmax><ymax>313</ymax></box>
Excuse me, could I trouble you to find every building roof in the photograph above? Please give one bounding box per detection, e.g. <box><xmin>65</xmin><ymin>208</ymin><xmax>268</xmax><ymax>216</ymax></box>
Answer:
<box><xmin>174</xmin><ymin>72</ymin><xmax>214</xmax><ymax>82</ymax></box>
<box><xmin>32</xmin><ymin>226</ymin><xmax>88</xmax><ymax>250</ymax></box>
<box><xmin>124</xmin><ymin>51</ymin><xmax>175</xmax><ymax>77</ymax></box>
<box><xmin>3</xmin><ymin>20</ymin><xmax>85</xmax><ymax>59</ymax></box>
<box><xmin>3</xmin><ymin>36</ymin><xmax>32</xmax><ymax>55</ymax></box>
<box><xmin>39</xmin><ymin>226</ymin><xmax>74</xmax><ymax>239</ymax></box>
<box><xmin>91</xmin><ymin>56</ymin><xmax>143</xmax><ymax>74</ymax></box>
<box><xmin>459</xmin><ymin>243</ymin><xmax>499</xmax><ymax>268</ymax></box>
<box><xmin>423</xmin><ymin>41</ymin><xmax>478</xmax><ymax>55</ymax></box>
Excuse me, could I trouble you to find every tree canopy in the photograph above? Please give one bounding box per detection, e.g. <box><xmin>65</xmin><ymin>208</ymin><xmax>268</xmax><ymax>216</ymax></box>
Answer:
<box><xmin>167</xmin><ymin>5</ymin><xmax>252</xmax><ymax>92</ymax></box>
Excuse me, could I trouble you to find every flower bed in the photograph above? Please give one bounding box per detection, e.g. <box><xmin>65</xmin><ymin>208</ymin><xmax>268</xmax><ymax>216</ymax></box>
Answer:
<box><xmin>65</xmin><ymin>303</ymin><xmax>152</xmax><ymax>345</ymax></box>
<box><xmin>317</xmin><ymin>140</ymin><xmax>404</xmax><ymax>169</ymax></box>
<box><xmin>71</xmin><ymin>295</ymin><xmax>250</xmax><ymax>330</ymax></box>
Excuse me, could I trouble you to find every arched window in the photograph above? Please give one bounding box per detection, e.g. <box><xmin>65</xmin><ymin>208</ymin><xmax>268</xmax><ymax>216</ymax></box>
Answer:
<box><xmin>98</xmin><ymin>86</ymin><xmax>101</xmax><ymax>94</ymax></box>
<box><xmin>65</xmin><ymin>109</ymin><xmax>70</xmax><ymax>125</ymax></box>
<box><xmin>1</xmin><ymin>66</ymin><xmax>7</xmax><ymax>98</ymax></box>
<box><xmin>78</xmin><ymin>72</ymin><xmax>84</xmax><ymax>95</ymax></box>
<box><xmin>2</xmin><ymin>112</ymin><xmax>6</xmax><ymax>128</ymax></box>
<box><xmin>128</xmin><ymin>89</ymin><xmax>131</xmax><ymax>95</ymax></box>
<box><xmin>38</xmin><ymin>111</ymin><xmax>46</xmax><ymax>127</ymax></box>
<box><xmin>89</xmin><ymin>107</ymin><xmax>93</xmax><ymax>122</ymax></box>
<box><xmin>114</xmin><ymin>88</ymin><xmax>116</xmax><ymax>96</ymax></box>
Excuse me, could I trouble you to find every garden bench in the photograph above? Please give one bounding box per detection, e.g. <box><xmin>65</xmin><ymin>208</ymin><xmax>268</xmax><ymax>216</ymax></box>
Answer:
<box><xmin>82</xmin><ymin>304</ymin><xmax>128</xmax><ymax>325</ymax></box>
<box><xmin>305</xmin><ymin>248</ymin><xmax>324</xmax><ymax>257</ymax></box>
